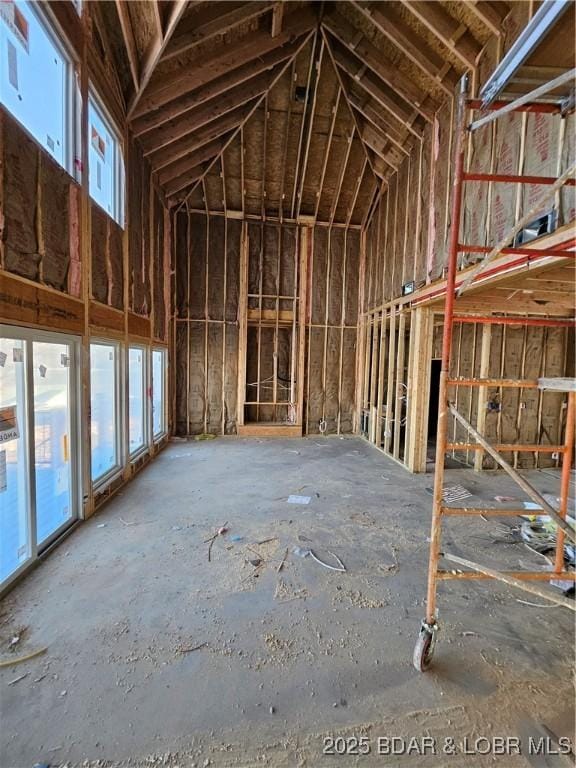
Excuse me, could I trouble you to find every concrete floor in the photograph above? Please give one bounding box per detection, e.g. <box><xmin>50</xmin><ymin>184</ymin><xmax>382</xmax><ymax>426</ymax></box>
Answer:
<box><xmin>0</xmin><ymin>436</ymin><xmax>574</xmax><ymax>768</ymax></box>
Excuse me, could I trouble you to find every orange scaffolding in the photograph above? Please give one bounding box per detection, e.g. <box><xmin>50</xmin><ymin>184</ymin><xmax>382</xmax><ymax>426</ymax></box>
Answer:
<box><xmin>414</xmin><ymin>76</ymin><xmax>576</xmax><ymax>671</ymax></box>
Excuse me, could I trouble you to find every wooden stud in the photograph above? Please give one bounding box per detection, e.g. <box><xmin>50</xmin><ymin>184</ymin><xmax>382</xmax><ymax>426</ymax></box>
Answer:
<box><xmin>237</xmin><ymin>222</ymin><xmax>249</xmax><ymax>427</ymax></box>
<box><xmin>393</xmin><ymin>311</ymin><xmax>407</xmax><ymax>459</ymax></box>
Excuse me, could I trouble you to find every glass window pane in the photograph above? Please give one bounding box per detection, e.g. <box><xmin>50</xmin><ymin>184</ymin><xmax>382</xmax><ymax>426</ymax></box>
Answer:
<box><xmin>0</xmin><ymin>2</ymin><xmax>68</xmax><ymax>170</ymax></box>
<box><xmin>90</xmin><ymin>343</ymin><xmax>118</xmax><ymax>482</ymax></box>
<box><xmin>152</xmin><ymin>349</ymin><xmax>164</xmax><ymax>438</ymax></box>
<box><xmin>129</xmin><ymin>347</ymin><xmax>145</xmax><ymax>454</ymax></box>
<box><xmin>33</xmin><ymin>341</ymin><xmax>74</xmax><ymax>544</ymax></box>
<box><xmin>88</xmin><ymin>94</ymin><xmax>124</xmax><ymax>225</ymax></box>
<box><xmin>0</xmin><ymin>337</ymin><xmax>30</xmax><ymax>583</ymax></box>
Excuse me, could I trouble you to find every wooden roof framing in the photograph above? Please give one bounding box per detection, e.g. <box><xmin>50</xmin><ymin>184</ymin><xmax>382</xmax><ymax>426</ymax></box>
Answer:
<box><xmin>104</xmin><ymin>0</ymin><xmax>512</xmax><ymax>223</ymax></box>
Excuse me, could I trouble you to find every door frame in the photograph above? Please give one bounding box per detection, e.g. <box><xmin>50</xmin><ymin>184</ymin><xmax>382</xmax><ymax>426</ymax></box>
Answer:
<box><xmin>0</xmin><ymin>324</ymin><xmax>82</xmax><ymax>594</ymax></box>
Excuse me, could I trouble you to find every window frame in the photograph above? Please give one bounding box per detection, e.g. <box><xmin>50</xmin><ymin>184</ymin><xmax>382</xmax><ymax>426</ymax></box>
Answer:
<box><xmin>0</xmin><ymin>324</ymin><xmax>82</xmax><ymax>596</ymax></box>
<box><xmin>87</xmin><ymin>86</ymin><xmax>125</xmax><ymax>227</ymax></box>
<box><xmin>0</xmin><ymin>1</ymin><xmax>79</xmax><ymax>179</ymax></box>
<box><xmin>89</xmin><ymin>338</ymin><xmax>123</xmax><ymax>490</ymax></box>
<box><xmin>127</xmin><ymin>343</ymin><xmax>148</xmax><ymax>460</ymax></box>
<box><xmin>151</xmin><ymin>347</ymin><xmax>168</xmax><ymax>441</ymax></box>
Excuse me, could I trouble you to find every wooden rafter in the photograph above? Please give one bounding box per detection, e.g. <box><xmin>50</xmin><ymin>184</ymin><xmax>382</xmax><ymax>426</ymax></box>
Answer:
<box><xmin>290</xmin><ymin>32</ymin><xmax>319</xmax><ymax>218</ymax></box>
<box><xmin>347</xmin><ymin>89</ymin><xmax>412</xmax><ymax>156</ymax></box>
<box><xmin>399</xmin><ymin>1</ymin><xmax>482</xmax><ymax>68</ymax></box>
<box><xmin>351</xmin><ymin>1</ymin><xmax>459</xmax><ymax>95</ymax></box>
<box><xmin>329</xmin><ymin>128</ymin><xmax>355</xmax><ymax>224</ymax></box>
<box><xmin>296</xmin><ymin>36</ymin><xmax>325</xmax><ymax>221</ymax></box>
<box><xmin>321</xmin><ymin>27</ymin><xmax>381</xmax><ymax>181</ymax></box>
<box><xmin>115</xmin><ymin>0</ymin><xmax>140</xmax><ymax>91</ymax></box>
<box><xmin>315</xmin><ymin>89</ymin><xmax>341</xmax><ymax>221</ymax></box>
<box><xmin>150</xmin><ymin>101</ymin><xmax>258</xmax><ymax>170</ymax></box>
<box><xmin>139</xmin><ymin>68</ymin><xmax>277</xmax><ymax>155</ymax></box>
<box><xmin>467</xmin><ymin>1</ymin><xmax>508</xmax><ymax>37</ymax></box>
<box><xmin>164</xmin><ymin>162</ymin><xmax>210</xmax><ymax>197</ymax></box>
<box><xmin>330</xmin><ymin>43</ymin><xmax>423</xmax><ymax>139</ymax></box>
<box><xmin>131</xmin><ymin>38</ymin><xmax>303</xmax><ymax>136</ymax></box>
<box><xmin>156</xmin><ymin>136</ymin><xmax>230</xmax><ymax>185</ymax></box>
<box><xmin>175</xmin><ymin>30</ymin><xmax>315</xmax><ymax>210</ymax></box>
<box><xmin>162</xmin><ymin>1</ymin><xmax>276</xmax><ymax>61</ymax></box>
<box><xmin>346</xmin><ymin>156</ymin><xmax>368</xmax><ymax>226</ymax></box>
<box><xmin>322</xmin><ymin>11</ymin><xmax>436</xmax><ymax>120</ymax></box>
<box><xmin>128</xmin><ymin>0</ymin><xmax>189</xmax><ymax>117</ymax></box>
<box><xmin>360</xmin><ymin>124</ymin><xmax>401</xmax><ymax>172</ymax></box>
<box><xmin>133</xmin><ymin>9</ymin><xmax>317</xmax><ymax>118</ymax></box>
<box><xmin>278</xmin><ymin>61</ymin><xmax>296</xmax><ymax>222</ymax></box>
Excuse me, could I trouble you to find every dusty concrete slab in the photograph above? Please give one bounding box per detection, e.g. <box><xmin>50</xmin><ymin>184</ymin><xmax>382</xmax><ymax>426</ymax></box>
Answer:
<box><xmin>0</xmin><ymin>437</ymin><xmax>574</xmax><ymax>767</ymax></box>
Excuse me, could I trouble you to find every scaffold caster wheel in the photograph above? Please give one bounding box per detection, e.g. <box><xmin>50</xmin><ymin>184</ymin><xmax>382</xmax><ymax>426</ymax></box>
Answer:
<box><xmin>413</xmin><ymin>621</ymin><xmax>437</xmax><ymax>672</ymax></box>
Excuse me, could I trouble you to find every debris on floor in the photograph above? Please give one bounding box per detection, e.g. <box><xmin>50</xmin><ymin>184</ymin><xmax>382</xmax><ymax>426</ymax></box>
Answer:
<box><xmin>287</xmin><ymin>495</ymin><xmax>311</xmax><ymax>505</ymax></box>
<box><xmin>441</xmin><ymin>485</ymin><xmax>473</xmax><ymax>503</ymax></box>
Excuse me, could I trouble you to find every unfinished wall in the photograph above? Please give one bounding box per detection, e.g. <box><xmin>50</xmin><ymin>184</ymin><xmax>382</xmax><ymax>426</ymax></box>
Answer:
<box><xmin>173</xmin><ymin>212</ymin><xmax>361</xmax><ymax>436</ymax></box>
<box><xmin>174</xmin><ymin>211</ymin><xmax>241</xmax><ymax>436</ymax></box>
<box><xmin>362</xmin><ymin>1</ymin><xmax>575</xmax><ymax>306</ymax></box>
<box><xmin>306</xmin><ymin>226</ymin><xmax>360</xmax><ymax>434</ymax></box>
<box><xmin>0</xmin><ymin>105</ymin><xmax>171</xmax><ymax>515</ymax></box>
<box><xmin>358</xmin><ymin>3</ymin><xmax>575</xmax><ymax>471</ymax></box>
<box><xmin>0</xmin><ymin>109</ymin><xmax>81</xmax><ymax>296</ymax></box>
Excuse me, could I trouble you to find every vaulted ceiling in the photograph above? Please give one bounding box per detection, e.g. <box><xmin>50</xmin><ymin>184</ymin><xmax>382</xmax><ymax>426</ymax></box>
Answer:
<box><xmin>95</xmin><ymin>0</ymin><xmax>510</xmax><ymax>223</ymax></box>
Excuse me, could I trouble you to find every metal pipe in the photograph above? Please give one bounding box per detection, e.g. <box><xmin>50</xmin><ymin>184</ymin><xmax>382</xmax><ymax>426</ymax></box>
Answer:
<box><xmin>425</xmin><ymin>76</ymin><xmax>468</xmax><ymax>625</ymax></box>
<box><xmin>555</xmin><ymin>391</ymin><xmax>575</xmax><ymax>572</ymax></box>
<box><xmin>463</xmin><ymin>173</ymin><xmax>576</xmax><ymax>186</ymax></box>
<box><xmin>457</xmin><ymin>243</ymin><xmax>575</xmax><ymax>257</ymax></box>
<box><xmin>449</xmin><ymin>403</ymin><xmax>576</xmax><ymax>543</ymax></box>
<box><xmin>467</xmin><ymin>100</ymin><xmax>562</xmax><ymax>114</ymax></box>
<box><xmin>453</xmin><ymin>316</ymin><xmax>576</xmax><ymax>328</ymax></box>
